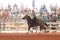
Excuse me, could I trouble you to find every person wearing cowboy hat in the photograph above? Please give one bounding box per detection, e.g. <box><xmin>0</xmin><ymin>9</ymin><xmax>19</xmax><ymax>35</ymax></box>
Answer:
<box><xmin>31</xmin><ymin>10</ymin><xmax>37</xmax><ymax>25</ymax></box>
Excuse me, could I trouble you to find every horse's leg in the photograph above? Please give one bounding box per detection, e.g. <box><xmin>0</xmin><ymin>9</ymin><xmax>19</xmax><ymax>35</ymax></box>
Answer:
<box><xmin>39</xmin><ymin>26</ymin><xmax>46</xmax><ymax>33</ymax></box>
<box><xmin>36</xmin><ymin>29</ymin><xmax>37</xmax><ymax>33</ymax></box>
<box><xmin>28</xmin><ymin>27</ymin><xmax>31</xmax><ymax>33</ymax></box>
<box><xmin>26</xmin><ymin>27</ymin><xmax>31</xmax><ymax>34</ymax></box>
<box><xmin>44</xmin><ymin>28</ymin><xmax>46</xmax><ymax>33</ymax></box>
<box><xmin>39</xmin><ymin>26</ymin><xmax>42</xmax><ymax>33</ymax></box>
<box><xmin>43</xmin><ymin>27</ymin><xmax>47</xmax><ymax>33</ymax></box>
<box><xmin>36</xmin><ymin>27</ymin><xmax>38</xmax><ymax>33</ymax></box>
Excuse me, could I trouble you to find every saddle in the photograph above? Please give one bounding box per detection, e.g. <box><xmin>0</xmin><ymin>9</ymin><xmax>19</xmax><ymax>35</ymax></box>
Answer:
<box><xmin>31</xmin><ymin>17</ymin><xmax>37</xmax><ymax>26</ymax></box>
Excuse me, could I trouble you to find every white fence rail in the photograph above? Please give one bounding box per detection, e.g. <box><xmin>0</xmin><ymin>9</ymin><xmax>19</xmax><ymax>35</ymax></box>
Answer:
<box><xmin>0</xmin><ymin>21</ymin><xmax>60</xmax><ymax>32</ymax></box>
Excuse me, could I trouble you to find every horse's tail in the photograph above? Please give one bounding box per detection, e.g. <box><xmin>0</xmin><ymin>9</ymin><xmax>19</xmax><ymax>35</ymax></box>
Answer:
<box><xmin>45</xmin><ymin>22</ymin><xmax>49</xmax><ymax>27</ymax></box>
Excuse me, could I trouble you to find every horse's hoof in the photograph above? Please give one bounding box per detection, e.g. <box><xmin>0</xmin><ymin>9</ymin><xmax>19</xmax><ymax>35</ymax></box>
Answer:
<box><xmin>52</xmin><ymin>31</ymin><xmax>57</xmax><ymax>33</ymax></box>
<box><xmin>30</xmin><ymin>31</ymin><xmax>33</xmax><ymax>33</ymax></box>
<box><xmin>46</xmin><ymin>31</ymin><xmax>49</xmax><ymax>33</ymax></box>
<box><xmin>26</xmin><ymin>31</ymin><xmax>30</xmax><ymax>34</ymax></box>
<box><xmin>54</xmin><ymin>31</ymin><xmax>56</xmax><ymax>32</ymax></box>
<box><xmin>43</xmin><ymin>31</ymin><xmax>47</xmax><ymax>33</ymax></box>
<box><xmin>26</xmin><ymin>32</ymin><xmax>29</xmax><ymax>34</ymax></box>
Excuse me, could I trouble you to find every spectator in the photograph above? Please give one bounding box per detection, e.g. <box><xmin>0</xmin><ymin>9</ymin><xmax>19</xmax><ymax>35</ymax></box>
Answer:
<box><xmin>57</xmin><ymin>8</ymin><xmax>60</xmax><ymax>20</ymax></box>
<box><xmin>43</xmin><ymin>14</ymin><xmax>49</xmax><ymax>22</ymax></box>
<box><xmin>51</xmin><ymin>13</ymin><xmax>57</xmax><ymax>22</ymax></box>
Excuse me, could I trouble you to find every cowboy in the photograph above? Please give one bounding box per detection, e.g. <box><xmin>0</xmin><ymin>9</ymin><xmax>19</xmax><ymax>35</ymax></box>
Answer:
<box><xmin>31</xmin><ymin>10</ymin><xmax>37</xmax><ymax>25</ymax></box>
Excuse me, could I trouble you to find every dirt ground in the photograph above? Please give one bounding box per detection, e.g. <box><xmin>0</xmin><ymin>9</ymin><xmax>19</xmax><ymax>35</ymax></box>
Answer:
<box><xmin>0</xmin><ymin>32</ymin><xmax>60</xmax><ymax>40</ymax></box>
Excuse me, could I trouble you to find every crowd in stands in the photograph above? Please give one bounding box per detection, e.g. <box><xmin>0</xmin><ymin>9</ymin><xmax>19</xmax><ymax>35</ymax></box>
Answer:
<box><xmin>0</xmin><ymin>3</ymin><xmax>60</xmax><ymax>22</ymax></box>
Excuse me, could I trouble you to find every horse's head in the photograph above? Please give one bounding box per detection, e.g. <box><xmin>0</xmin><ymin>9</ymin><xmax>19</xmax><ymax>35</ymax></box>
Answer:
<box><xmin>23</xmin><ymin>15</ymin><xmax>32</xmax><ymax>21</ymax></box>
<box><xmin>23</xmin><ymin>15</ymin><xmax>29</xmax><ymax>19</ymax></box>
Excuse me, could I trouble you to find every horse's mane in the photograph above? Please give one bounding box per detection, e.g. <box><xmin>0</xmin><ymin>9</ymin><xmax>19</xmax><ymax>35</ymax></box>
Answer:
<box><xmin>24</xmin><ymin>15</ymin><xmax>32</xmax><ymax>22</ymax></box>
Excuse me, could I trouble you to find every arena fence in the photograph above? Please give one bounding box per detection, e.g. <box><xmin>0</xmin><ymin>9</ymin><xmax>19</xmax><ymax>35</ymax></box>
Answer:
<box><xmin>0</xmin><ymin>20</ymin><xmax>60</xmax><ymax>33</ymax></box>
